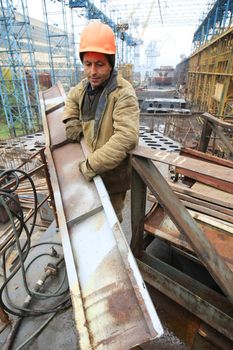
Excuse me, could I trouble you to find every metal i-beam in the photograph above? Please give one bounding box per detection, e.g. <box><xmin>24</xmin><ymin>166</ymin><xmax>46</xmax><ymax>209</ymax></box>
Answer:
<box><xmin>138</xmin><ymin>252</ymin><xmax>233</xmax><ymax>342</ymax></box>
<box><xmin>40</xmin><ymin>82</ymin><xmax>163</xmax><ymax>350</ymax></box>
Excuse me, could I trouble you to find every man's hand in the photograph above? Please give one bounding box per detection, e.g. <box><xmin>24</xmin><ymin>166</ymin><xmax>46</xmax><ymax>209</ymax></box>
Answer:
<box><xmin>65</xmin><ymin>119</ymin><xmax>82</xmax><ymax>142</ymax></box>
<box><xmin>79</xmin><ymin>160</ymin><xmax>96</xmax><ymax>182</ymax></box>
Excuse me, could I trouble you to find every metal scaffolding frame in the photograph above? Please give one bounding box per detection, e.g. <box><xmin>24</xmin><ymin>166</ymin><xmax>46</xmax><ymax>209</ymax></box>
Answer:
<box><xmin>69</xmin><ymin>0</ymin><xmax>138</xmax><ymax>65</ymax></box>
<box><xmin>41</xmin><ymin>0</ymin><xmax>74</xmax><ymax>91</ymax></box>
<box><xmin>0</xmin><ymin>0</ymin><xmax>41</xmax><ymax>136</ymax></box>
<box><xmin>193</xmin><ymin>0</ymin><xmax>233</xmax><ymax>49</ymax></box>
<box><xmin>188</xmin><ymin>27</ymin><xmax>233</xmax><ymax>119</ymax></box>
<box><xmin>70</xmin><ymin>8</ymin><xmax>79</xmax><ymax>84</ymax></box>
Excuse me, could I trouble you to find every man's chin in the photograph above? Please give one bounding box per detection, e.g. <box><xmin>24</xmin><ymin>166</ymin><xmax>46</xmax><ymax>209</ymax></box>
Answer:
<box><xmin>90</xmin><ymin>80</ymin><xmax>101</xmax><ymax>89</ymax></box>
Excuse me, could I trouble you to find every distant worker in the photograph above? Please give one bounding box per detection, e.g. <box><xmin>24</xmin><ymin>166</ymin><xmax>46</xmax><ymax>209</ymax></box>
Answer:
<box><xmin>63</xmin><ymin>22</ymin><xmax>139</xmax><ymax>222</ymax></box>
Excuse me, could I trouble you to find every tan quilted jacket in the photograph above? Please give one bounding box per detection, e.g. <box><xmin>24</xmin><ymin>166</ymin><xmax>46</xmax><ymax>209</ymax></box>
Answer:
<box><xmin>63</xmin><ymin>71</ymin><xmax>139</xmax><ymax>193</ymax></box>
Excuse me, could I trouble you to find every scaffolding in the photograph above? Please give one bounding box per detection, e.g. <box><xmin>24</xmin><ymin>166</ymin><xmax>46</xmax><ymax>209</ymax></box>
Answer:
<box><xmin>188</xmin><ymin>27</ymin><xmax>233</xmax><ymax>119</ymax></box>
<box><xmin>70</xmin><ymin>7</ymin><xmax>79</xmax><ymax>84</ymax></box>
<box><xmin>193</xmin><ymin>0</ymin><xmax>233</xmax><ymax>49</ymax></box>
<box><xmin>0</xmin><ymin>0</ymin><xmax>41</xmax><ymax>136</ymax></box>
<box><xmin>69</xmin><ymin>0</ymin><xmax>138</xmax><ymax>65</ymax></box>
<box><xmin>41</xmin><ymin>0</ymin><xmax>74</xmax><ymax>91</ymax></box>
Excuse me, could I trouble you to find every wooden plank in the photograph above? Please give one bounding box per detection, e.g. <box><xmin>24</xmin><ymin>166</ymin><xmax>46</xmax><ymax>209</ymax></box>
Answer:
<box><xmin>180</xmin><ymin>200</ymin><xmax>233</xmax><ymax>224</ymax></box>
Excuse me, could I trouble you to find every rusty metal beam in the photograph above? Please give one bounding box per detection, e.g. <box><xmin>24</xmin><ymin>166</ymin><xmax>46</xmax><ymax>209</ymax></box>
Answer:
<box><xmin>144</xmin><ymin>205</ymin><xmax>233</xmax><ymax>271</ymax></box>
<box><xmin>210</xmin><ymin>123</ymin><xmax>233</xmax><ymax>155</ymax></box>
<box><xmin>131</xmin><ymin>155</ymin><xmax>233</xmax><ymax>304</ymax></box>
<box><xmin>130</xmin><ymin>167</ymin><xmax>147</xmax><ymax>257</ymax></box>
<box><xmin>169</xmin><ymin>181</ymin><xmax>233</xmax><ymax>209</ymax></box>
<box><xmin>131</xmin><ymin>145</ymin><xmax>233</xmax><ymax>194</ymax></box>
<box><xmin>40</xmin><ymin>82</ymin><xmax>163</xmax><ymax>350</ymax></box>
<box><xmin>137</xmin><ymin>252</ymin><xmax>233</xmax><ymax>342</ymax></box>
<box><xmin>201</xmin><ymin>112</ymin><xmax>233</xmax><ymax>128</ymax></box>
<box><xmin>180</xmin><ymin>147</ymin><xmax>233</xmax><ymax>168</ymax></box>
<box><xmin>197</xmin><ymin>112</ymin><xmax>233</xmax><ymax>154</ymax></box>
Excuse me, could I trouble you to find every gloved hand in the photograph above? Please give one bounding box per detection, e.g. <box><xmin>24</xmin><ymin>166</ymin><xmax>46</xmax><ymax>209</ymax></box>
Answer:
<box><xmin>65</xmin><ymin>119</ymin><xmax>82</xmax><ymax>142</ymax></box>
<box><xmin>79</xmin><ymin>160</ymin><xmax>96</xmax><ymax>182</ymax></box>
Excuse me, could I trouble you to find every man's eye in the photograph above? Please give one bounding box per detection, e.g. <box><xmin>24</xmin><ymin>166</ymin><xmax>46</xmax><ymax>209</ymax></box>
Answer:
<box><xmin>97</xmin><ymin>63</ymin><xmax>104</xmax><ymax>67</ymax></box>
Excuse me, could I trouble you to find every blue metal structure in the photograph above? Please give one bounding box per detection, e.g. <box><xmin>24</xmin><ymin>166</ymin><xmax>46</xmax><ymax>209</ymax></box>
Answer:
<box><xmin>193</xmin><ymin>0</ymin><xmax>233</xmax><ymax>49</ymax></box>
<box><xmin>70</xmin><ymin>9</ymin><xmax>79</xmax><ymax>84</ymax></box>
<box><xmin>69</xmin><ymin>0</ymin><xmax>138</xmax><ymax>47</ymax></box>
<box><xmin>42</xmin><ymin>0</ymin><xmax>74</xmax><ymax>91</ymax></box>
<box><xmin>0</xmin><ymin>0</ymin><xmax>41</xmax><ymax>136</ymax></box>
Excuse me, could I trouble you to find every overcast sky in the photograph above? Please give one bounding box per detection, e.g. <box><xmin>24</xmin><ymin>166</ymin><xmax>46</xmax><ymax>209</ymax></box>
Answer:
<box><xmin>27</xmin><ymin>1</ymin><xmax>198</xmax><ymax>68</ymax></box>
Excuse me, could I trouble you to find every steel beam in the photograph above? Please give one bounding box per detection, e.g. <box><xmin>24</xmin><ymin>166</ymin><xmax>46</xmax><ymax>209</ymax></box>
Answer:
<box><xmin>131</xmin><ymin>155</ymin><xmax>233</xmax><ymax>304</ymax></box>
<box><xmin>40</xmin><ymin>82</ymin><xmax>163</xmax><ymax>350</ymax></box>
<box><xmin>137</xmin><ymin>252</ymin><xmax>233</xmax><ymax>342</ymax></box>
<box><xmin>131</xmin><ymin>145</ymin><xmax>233</xmax><ymax>193</ymax></box>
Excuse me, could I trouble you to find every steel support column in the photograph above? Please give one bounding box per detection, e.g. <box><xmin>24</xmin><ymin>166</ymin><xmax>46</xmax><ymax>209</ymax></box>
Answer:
<box><xmin>130</xmin><ymin>166</ymin><xmax>147</xmax><ymax>257</ymax></box>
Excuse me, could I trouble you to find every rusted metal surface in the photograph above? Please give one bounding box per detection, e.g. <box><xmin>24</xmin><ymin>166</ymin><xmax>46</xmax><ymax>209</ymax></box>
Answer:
<box><xmin>137</xmin><ymin>252</ymin><xmax>233</xmax><ymax>342</ymax></box>
<box><xmin>40</xmin><ymin>82</ymin><xmax>163</xmax><ymax>350</ymax></box>
<box><xmin>0</xmin><ymin>307</ymin><xmax>10</xmax><ymax>328</ymax></box>
<box><xmin>170</xmin><ymin>181</ymin><xmax>233</xmax><ymax>209</ymax></box>
<box><xmin>180</xmin><ymin>147</ymin><xmax>233</xmax><ymax>168</ymax></box>
<box><xmin>198</xmin><ymin>112</ymin><xmax>233</xmax><ymax>155</ymax></box>
<box><xmin>144</xmin><ymin>205</ymin><xmax>233</xmax><ymax>271</ymax></box>
<box><xmin>130</xmin><ymin>155</ymin><xmax>233</xmax><ymax>304</ymax></box>
<box><xmin>148</xmin><ymin>191</ymin><xmax>233</xmax><ymax>223</ymax></box>
<box><xmin>131</xmin><ymin>145</ymin><xmax>233</xmax><ymax>193</ymax></box>
<box><xmin>201</xmin><ymin>112</ymin><xmax>233</xmax><ymax>128</ymax></box>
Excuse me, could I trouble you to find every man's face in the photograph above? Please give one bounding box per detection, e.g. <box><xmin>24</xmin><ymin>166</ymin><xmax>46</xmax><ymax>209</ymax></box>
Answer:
<box><xmin>83</xmin><ymin>52</ymin><xmax>112</xmax><ymax>89</ymax></box>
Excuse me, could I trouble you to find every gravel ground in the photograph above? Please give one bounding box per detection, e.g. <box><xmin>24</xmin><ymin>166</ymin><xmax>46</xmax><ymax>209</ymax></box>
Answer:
<box><xmin>142</xmin><ymin>328</ymin><xmax>187</xmax><ymax>350</ymax></box>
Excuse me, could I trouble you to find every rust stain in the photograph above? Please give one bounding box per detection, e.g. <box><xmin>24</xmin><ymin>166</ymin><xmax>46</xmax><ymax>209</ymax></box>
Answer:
<box><xmin>107</xmin><ymin>287</ymin><xmax>135</xmax><ymax>324</ymax></box>
<box><xmin>80</xmin><ymin>247</ymin><xmax>151</xmax><ymax>349</ymax></box>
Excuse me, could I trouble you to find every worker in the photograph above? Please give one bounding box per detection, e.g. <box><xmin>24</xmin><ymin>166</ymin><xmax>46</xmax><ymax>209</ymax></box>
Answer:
<box><xmin>63</xmin><ymin>22</ymin><xmax>139</xmax><ymax>222</ymax></box>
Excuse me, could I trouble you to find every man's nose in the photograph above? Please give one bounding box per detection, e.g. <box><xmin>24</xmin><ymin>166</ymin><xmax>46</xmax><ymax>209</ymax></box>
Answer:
<box><xmin>90</xmin><ymin>64</ymin><xmax>97</xmax><ymax>74</ymax></box>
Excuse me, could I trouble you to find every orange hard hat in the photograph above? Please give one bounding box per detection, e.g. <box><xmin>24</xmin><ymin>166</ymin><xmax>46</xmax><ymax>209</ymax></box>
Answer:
<box><xmin>79</xmin><ymin>22</ymin><xmax>116</xmax><ymax>55</ymax></box>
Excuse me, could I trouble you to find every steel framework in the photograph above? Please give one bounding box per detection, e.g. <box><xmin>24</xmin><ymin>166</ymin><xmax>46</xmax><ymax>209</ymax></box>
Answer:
<box><xmin>129</xmin><ymin>145</ymin><xmax>233</xmax><ymax>348</ymax></box>
<box><xmin>193</xmin><ymin>0</ymin><xmax>233</xmax><ymax>49</ymax></box>
<box><xmin>42</xmin><ymin>0</ymin><xmax>74</xmax><ymax>91</ymax></box>
<box><xmin>0</xmin><ymin>0</ymin><xmax>41</xmax><ymax>136</ymax></box>
<box><xmin>69</xmin><ymin>0</ymin><xmax>138</xmax><ymax>65</ymax></box>
<box><xmin>188</xmin><ymin>27</ymin><xmax>233</xmax><ymax>118</ymax></box>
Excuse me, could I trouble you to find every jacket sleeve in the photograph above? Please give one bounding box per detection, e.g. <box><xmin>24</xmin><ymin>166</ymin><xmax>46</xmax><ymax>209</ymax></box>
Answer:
<box><xmin>88</xmin><ymin>87</ymin><xmax>139</xmax><ymax>173</ymax></box>
<box><xmin>62</xmin><ymin>86</ymin><xmax>81</xmax><ymax>123</ymax></box>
